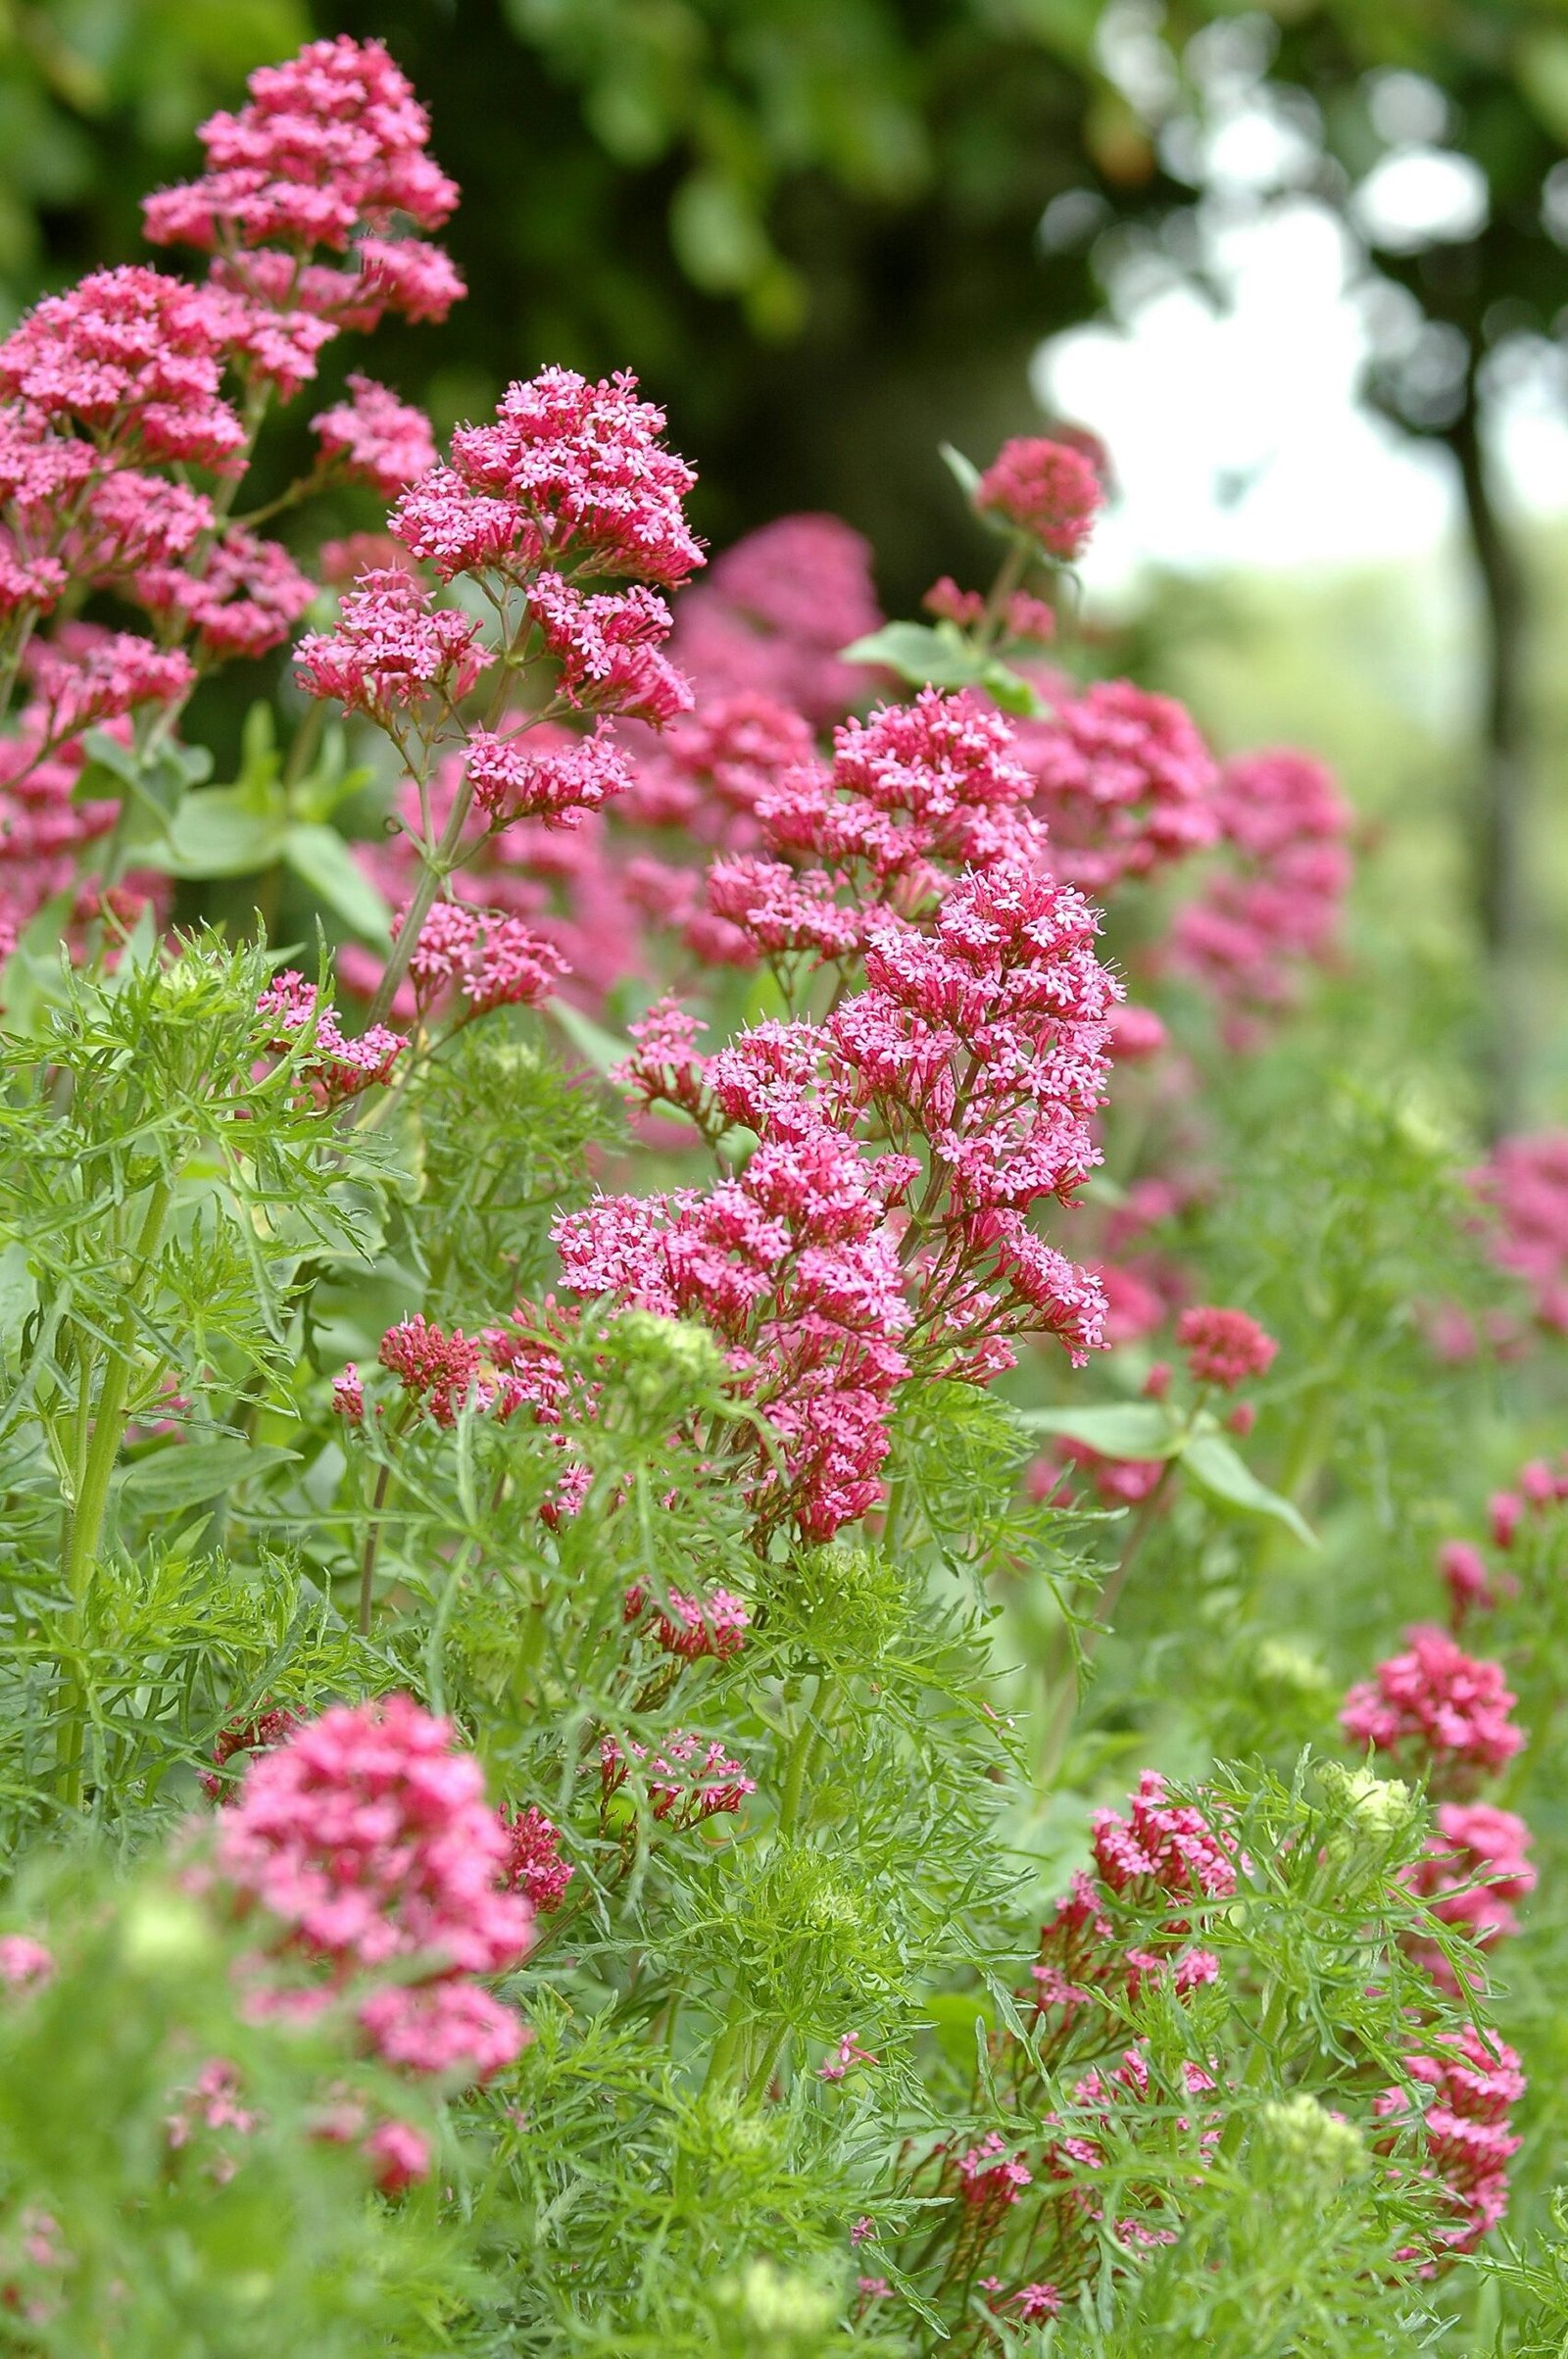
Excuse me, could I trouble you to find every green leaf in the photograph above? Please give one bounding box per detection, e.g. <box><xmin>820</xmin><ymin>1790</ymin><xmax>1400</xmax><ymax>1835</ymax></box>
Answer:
<box><xmin>1022</xmin><ymin>1402</ymin><xmax>1180</xmax><ymax>1458</ymax></box>
<box><xmin>154</xmin><ymin>787</ymin><xmax>288</xmax><ymax>879</ymax></box>
<box><xmin>840</xmin><ymin>620</ymin><xmax>987</xmax><ymax>689</ymax></box>
<box><xmin>116</xmin><ymin>1440</ymin><xmax>298</xmax><ymax>1518</ymax></box>
<box><xmin>1179</xmin><ymin>1434</ymin><xmax>1317</xmax><ymax>1548</ymax></box>
<box><xmin>979</xmin><ymin>659</ymin><xmax>1044</xmax><ymax>715</ymax></box>
<box><xmin>546</xmin><ymin>995</ymin><xmax>629</xmax><ymax>1080</ymax></box>
<box><xmin>282</xmin><ymin>824</ymin><xmax>391</xmax><ymax>942</ymax></box>
<box><xmin>939</xmin><ymin>440</ymin><xmax>983</xmax><ymax>503</ymax></box>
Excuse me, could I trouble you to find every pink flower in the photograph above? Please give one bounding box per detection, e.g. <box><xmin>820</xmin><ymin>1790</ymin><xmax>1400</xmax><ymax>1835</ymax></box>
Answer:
<box><xmin>256</xmin><ymin>970</ymin><xmax>406</xmax><ymax>1105</ymax></box>
<box><xmin>137</xmin><ymin>526</ymin><xmax>315</xmax><ymax>662</ymax></box>
<box><xmin>364</xmin><ymin>2118</ymin><xmax>431</xmax><ymax>2193</ymax></box>
<box><xmin>976</xmin><ymin>435</ymin><xmax>1103</xmax><ymax>559</ymax></box>
<box><xmin>296</xmin><ymin>566</ymin><xmax>491</xmax><ymax>721</ymax></box>
<box><xmin>760</xmin><ymin>686</ymin><xmax>1041</xmax><ymax>890</ymax></box>
<box><xmin>1403</xmin><ymin>1802</ymin><xmax>1535</xmax><ymax>1993</ymax></box>
<box><xmin>331</xmin><ymin>1364</ymin><xmax>366</xmax><ymax>1423</ymax></box>
<box><xmin>1175</xmin><ymin>1304</ymin><xmax>1277</xmax><ymax>1389</ymax></box>
<box><xmin>403</xmin><ymin>900</ymin><xmax>567</xmax><ymax>1015</ymax></box>
<box><xmin>0</xmin><ymin>265</ymin><xmax>245</xmax><ymax>470</ymax></box>
<box><xmin>1170</xmin><ymin>749</ymin><xmax>1352</xmax><ymax>1027</ymax></box>
<box><xmin>0</xmin><ymin>1937</ymin><xmax>52</xmax><ymax>1990</ymax></box>
<box><xmin>818</xmin><ymin>2032</ymin><xmax>879</xmax><ymax>2083</ymax></box>
<box><xmin>632</xmin><ymin>1586</ymin><xmax>752</xmax><ymax>1661</ymax></box>
<box><xmin>1341</xmin><ymin>1627</ymin><xmax>1523</xmax><ymax>1785</ymax></box>
<box><xmin>1376</xmin><ymin>2024</ymin><xmax>1524</xmax><ymax>2256</ymax></box>
<box><xmin>1012</xmin><ymin>679</ymin><xmax>1218</xmax><ymax>892</ymax></box>
<box><xmin>523</xmin><ymin>572</ymin><xmax>691</xmax><ymax>724</ymax></box>
<box><xmin>25</xmin><ymin>633</ymin><xmax>193</xmax><ymax>738</ymax></box>
<box><xmin>499</xmin><ymin>1804</ymin><xmax>574</xmax><ymax>1914</ymax></box>
<box><xmin>448</xmin><ymin>367</ymin><xmax>701</xmax><ymax>584</ymax></box>
<box><xmin>600</xmin><ymin>1729</ymin><xmax>756</xmax><ymax>1827</ymax></box>
<box><xmin>465</xmin><ymin>721</ymin><xmax>631</xmax><ymax>828</ymax></box>
<box><xmin>312</xmin><ymin>373</ymin><xmax>436</xmax><ymax>492</ymax></box>
<box><xmin>1440</xmin><ymin>1541</ymin><xmax>1494</xmax><ymax>1627</ymax></box>
<box><xmin>212</xmin><ymin>1695</ymin><xmax>533</xmax><ymax>2086</ymax></box>
<box><xmin>956</xmin><ymin>2131</ymin><xmax>1034</xmax><ymax>2211</ymax></box>
<box><xmin>1091</xmin><ymin>1770</ymin><xmax>1241</xmax><ymax>1901</ymax></box>
<box><xmin>673</xmin><ymin>513</ymin><xmax>882</xmax><ymax>724</ymax></box>
<box><xmin>142</xmin><ymin>37</ymin><xmax>458</xmax><ymax>257</ymax></box>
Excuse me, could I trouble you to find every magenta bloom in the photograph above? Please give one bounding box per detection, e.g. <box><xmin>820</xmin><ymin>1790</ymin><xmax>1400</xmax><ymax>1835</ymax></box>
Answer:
<box><xmin>313</xmin><ymin>373</ymin><xmax>436</xmax><ymax>493</ymax></box>
<box><xmin>142</xmin><ymin>36</ymin><xmax>458</xmax><ymax>259</ymax></box>
<box><xmin>1403</xmin><ymin>1802</ymin><xmax>1536</xmax><ymax>1993</ymax></box>
<box><xmin>499</xmin><ymin>1805</ymin><xmax>574</xmax><ymax>1915</ymax></box>
<box><xmin>296</xmin><ymin>566</ymin><xmax>491</xmax><ymax>721</ymax></box>
<box><xmin>672</xmin><ymin>512</ymin><xmax>882</xmax><ymax>724</ymax></box>
<box><xmin>1091</xmin><ymin>1770</ymin><xmax>1241</xmax><ymax>1902</ymax></box>
<box><xmin>1013</xmin><ymin>679</ymin><xmax>1218</xmax><ymax>893</ymax></box>
<box><xmin>403</xmin><ymin>900</ymin><xmax>567</xmax><ymax>1015</ymax></box>
<box><xmin>1376</xmin><ymin>2024</ymin><xmax>1524</xmax><ymax>2256</ymax></box>
<box><xmin>392</xmin><ymin>367</ymin><xmax>700</xmax><ymax>588</ymax></box>
<box><xmin>1341</xmin><ymin>1626</ymin><xmax>1523</xmax><ymax>1784</ymax></box>
<box><xmin>257</xmin><ymin>970</ymin><xmax>405</xmax><ymax>1106</ymax></box>
<box><xmin>213</xmin><ymin>1696</ymin><xmax>534</xmax><ymax>2089</ymax></box>
<box><xmin>0</xmin><ymin>265</ymin><xmax>245</xmax><ymax>471</ymax></box>
<box><xmin>976</xmin><ymin>435</ymin><xmax>1103</xmax><ymax>559</ymax></box>
<box><xmin>1470</xmin><ymin>1132</ymin><xmax>1568</xmax><ymax>1335</ymax></box>
<box><xmin>465</xmin><ymin>721</ymin><xmax>630</xmax><ymax>828</ymax></box>
<box><xmin>1176</xmin><ymin>1304</ymin><xmax>1278</xmax><ymax>1389</ymax></box>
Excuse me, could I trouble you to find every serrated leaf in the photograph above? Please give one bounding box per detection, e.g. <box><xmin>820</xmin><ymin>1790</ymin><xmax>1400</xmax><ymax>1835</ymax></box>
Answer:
<box><xmin>1179</xmin><ymin>1433</ymin><xmax>1317</xmax><ymax>1548</ymax></box>
<box><xmin>116</xmin><ymin>1439</ymin><xmax>298</xmax><ymax>1518</ymax></box>
<box><xmin>282</xmin><ymin>824</ymin><xmax>391</xmax><ymax>941</ymax></box>
<box><xmin>1023</xmin><ymin>1402</ymin><xmax>1179</xmax><ymax>1458</ymax></box>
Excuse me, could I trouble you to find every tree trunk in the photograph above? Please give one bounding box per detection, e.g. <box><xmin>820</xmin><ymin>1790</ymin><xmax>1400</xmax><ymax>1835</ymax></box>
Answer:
<box><xmin>1450</xmin><ymin>379</ymin><xmax>1531</xmax><ymax>1139</ymax></box>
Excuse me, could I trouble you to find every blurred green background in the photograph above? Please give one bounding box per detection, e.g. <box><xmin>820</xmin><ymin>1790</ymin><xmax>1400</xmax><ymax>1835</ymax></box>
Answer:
<box><xmin>3</xmin><ymin>0</ymin><xmax>1566</xmax><ymax>1122</ymax></box>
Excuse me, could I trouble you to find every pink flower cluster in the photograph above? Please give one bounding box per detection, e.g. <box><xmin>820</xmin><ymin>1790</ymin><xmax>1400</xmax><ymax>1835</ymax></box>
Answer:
<box><xmin>1175</xmin><ymin>1303</ymin><xmax>1277</xmax><ymax>1390</ymax></box>
<box><xmin>256</xmin><ymin>970</ymin><xmax>406</xmax><ymax>1105</ymax></box>
<box><xmin>296</xmin><ymin>566</ymin><xmax>489</xmax><ymax>722</ymax></box>
<box><xmin>143</xmin><ymin>36</ymin><xmax>463</xmax><ymax>343</ymax></box>
<box><xmin>1170</xmin><ymin>748</ymin><xmax>1352</xmax><ymax>1040</ymax></box>
<box><xmin>1376</xmin><ymin>2024</ymin><xmax>1525</xmax><ymax>2258</ymax></box>
<box><xmin>499</xmin><ymin>1804</ymin><xmax>575</xmax><ymax>1915</ymax></box>
<box><xmin>558</xmin><ymin>789</ymin><xmax>1117</xmax><ymax>1537</ymax></box>
<box><xmin>599</xmin><ymin>1729</ymin><xmax>755</xmax><ymax>1828</ymax></box>
<box><xmin>1029</xmin><ymin>1773</ymin><xmax>1232</xmax><ymax>2062</ymax></box>
<box><xmin>393</xmin><ymin>367</ymin><xmax>701</xmax><ymax>589</ymax></box>
<box><xmin>671</xmin><ymin>513</ymin><xmax>882</xmax><ymax>725</ymax></box>
<box><xmin>976</xmin><ymin>436</ymin><xmax>1103</xmax><ymax>561</ymax></box>
<box><xmin>403</xmin><ymin>900</ymin><xmax>566</xmax><ymax>1017</ymax></box>
<box><xmin>312</xmin><ymin>374</ymin><xmax>437</xmax><ymax>494</ymax></box>
<box><xmin>1340</xmin><ymin>1626</ymin><xmax>1523</xmax><ymax>1789</ymax></box>
<box><xmin>1402</xmin><ymin>1803</ymin><xmax>1536</xmax><ymax>1995</ymax></box>
<box><xmin>1469</xmin><ymin>1132</ymin><xmax>1568</xmax><ymax>1338</ymax></box>
<box><xmin>210</xmin><ymin>1696</ymin><xmax>535</xmax><ymax>2179</ymax></box>
<box><xmin>624</xmin><ymin>1584</ymin><xmax>751</xmax><ymax>1661</ymax></box>
<box><xmin>745</xmin><ymin>686</ymin><xmax>1042</xmax><ymax>922</ymax></box>
<box><xmin>1011</xmin><ymin>680</ymin><xmax>1219</xmax><ymax>893</ymax></box>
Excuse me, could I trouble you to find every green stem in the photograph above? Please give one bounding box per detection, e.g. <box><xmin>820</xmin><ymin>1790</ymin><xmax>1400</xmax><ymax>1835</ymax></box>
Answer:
<box><xmin>57</xmin><ymin>1174</ymin><xmax>172</xmax><ymax>1803</ymax></box>
<box><xmin>359</xmin><ymin>1460</ymin><xmax>392</xmax><ymax>1637</ymax></box>
<box><xmin>361</xmin><ymin>768</ymin><xmax>477</xmax><ymax>1038</ymax></box>
<box><xmin>777</xmin><ymin>1679</ymin><xmax>823</xmax><ymax>1839</ymax></box>
<box><xmin>62</xmin><ymin>1177</ymin><xmax>171</xmax><ymax>1603</ymax></box>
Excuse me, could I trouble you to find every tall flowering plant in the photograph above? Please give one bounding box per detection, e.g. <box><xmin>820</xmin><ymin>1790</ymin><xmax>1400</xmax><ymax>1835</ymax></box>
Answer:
<box><xmin>0</xmin><ymin>33</ymin><xmax>1551</xmax><ymax>2359</ymax></box>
